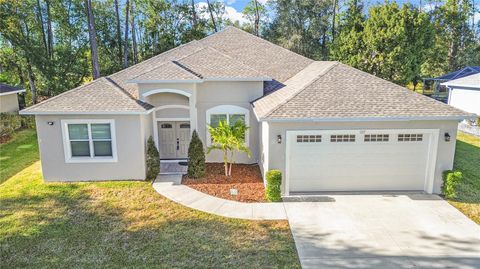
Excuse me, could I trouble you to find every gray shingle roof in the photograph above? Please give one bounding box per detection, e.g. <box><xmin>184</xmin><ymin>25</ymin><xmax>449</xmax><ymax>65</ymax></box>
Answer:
<box><xmin>257</xmin><ymin>62</ymin><xmax>473</xmax><ymax>120</ymax></box>
<box><xmin>0</xmin><ymin>83</ymin><xmax>24</xmax><ymax>94</ymax></box>
<box><xmin>22</xmin><ymin>78</ymin><xmax>152</xmax><ymax>114</ymax></box>
<box><xmin>19</xmin><ymin>26</ymin><xmax>474</xmax><ymax>120</ymax></box>
<box><xmin>175</xmin><ymin>47</ymin><xmax>268</xmax><ymax>80</ymax></box>
<box><xmin>441</xmin><ymin>73</ymin><xmax>480</xmax><ymax>89</ymax></box>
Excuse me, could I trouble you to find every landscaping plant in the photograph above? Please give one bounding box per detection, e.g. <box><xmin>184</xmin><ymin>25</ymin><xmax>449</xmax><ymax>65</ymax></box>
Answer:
<box><xmin>265</xmin><ymin>170</ymin><xmax>282</xmax><ymax>202</ymax></box>
<box><xmin>442</xmin><ymin>170</ymin><xmax>462</xmax><ymax>199</ymax></box>
<box><xmin>187</xmin><ymin>130</ymin><xmax>206</xmax><ymax>178</ymax></box>
<box><xmin>146</xmin><ymin>136</ymin><xmax>160</xmax><ymax>180</ymax></box>
<box><xmin>207</xmin><ymin>120</ymin><xmax>251</xmax><ymax>177</ymax></box>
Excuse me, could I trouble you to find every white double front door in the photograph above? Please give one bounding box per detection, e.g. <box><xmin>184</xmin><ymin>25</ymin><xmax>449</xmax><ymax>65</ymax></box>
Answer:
<box><xmin>158</xmin><ymin>121</ymin><xmax>191</xmax><ymax>159</ymax></box>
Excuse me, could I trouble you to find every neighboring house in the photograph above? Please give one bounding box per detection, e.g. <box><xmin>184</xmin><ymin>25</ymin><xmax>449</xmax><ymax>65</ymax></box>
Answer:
<box><xmin>20</xmin><ymin>27</ymin><xmax>474</xmax><ymax>195</ymax></box>
<box><xmin>441</xmin><ymin>73</ymin><xmax>480</xmax><ymax>117</ymax></box>
<box><xmin>422</xmin><ymin>66</ymin><xmax>480</xmax><ymax>102</ymax></box>
<box><xmin>0</xmin><ymin>83</ymin><xmax>26</xmax><ymax>113</ymax></box>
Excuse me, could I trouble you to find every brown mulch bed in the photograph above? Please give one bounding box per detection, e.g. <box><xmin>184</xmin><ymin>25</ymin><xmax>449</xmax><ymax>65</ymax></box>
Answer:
<box><xmin>182</xmin><ymin>163</ymin><xmax>266</xmax><ymax>203</ymax></box>
<box><xmin>0</xmin><ymin>135</ymin><xmax>12</xmax><ymax>144</ymax></box>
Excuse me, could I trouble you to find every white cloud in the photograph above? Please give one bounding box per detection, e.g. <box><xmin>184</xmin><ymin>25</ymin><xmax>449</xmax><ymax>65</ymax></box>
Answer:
<box><xmin>475</xmin><ymin>11</ymin><xmax>480</xmax><ymax>25</ymax></box>
<box><xmin>197</xmin><ymin>2</ymin><xmax>248</xmax><ymax>25</ymax></box>
<box><xmin>224</xmin><ymin>6</ymin><xmax>248</xmax><ymax>24</ymax></box>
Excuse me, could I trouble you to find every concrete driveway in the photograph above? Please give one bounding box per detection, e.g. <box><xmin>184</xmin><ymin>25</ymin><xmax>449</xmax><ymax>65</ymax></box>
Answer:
<box><xmin>284</xmin><ymin>194</ymin><xmax>480</xmax><ymax>269</ymax></box>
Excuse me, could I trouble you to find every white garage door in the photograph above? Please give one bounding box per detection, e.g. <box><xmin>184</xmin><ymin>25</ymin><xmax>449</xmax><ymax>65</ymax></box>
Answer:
<box><xmin>286</xmin><ymin>129</ymin><xmax>438</xmax><ymax>193</ymax></box>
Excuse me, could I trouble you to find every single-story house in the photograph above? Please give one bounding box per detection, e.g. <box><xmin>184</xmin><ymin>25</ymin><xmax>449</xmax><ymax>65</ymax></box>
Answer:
<box><xmin>0</xmin><ymin>83</ymin><xmax>26</xmax><ymax>113</ymax></box>
<box><xmin>441</xmin><ymin>73</ymin><xmax>480</xmax><ymax>117</ymax></box>
<box><xmin>21</xmin><ymin>27</ymin><xmax>474</xmax><ymax>195</ymax></box>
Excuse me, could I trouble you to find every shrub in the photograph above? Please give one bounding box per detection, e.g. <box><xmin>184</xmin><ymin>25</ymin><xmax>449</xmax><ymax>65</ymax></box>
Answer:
<box><xmin>146</xmin><ymin>136</ymin><xmax>160</xmax><ymax>180</ymax></box>
<box><xmin>442</xmin><ymin>170</ymin><xmax>462</xmax><ymax>199</ymax></box>
<box><xmin>265</xmin><ymin>170</ymin><xmax>282</xmax><ymax>202</ymax></box>
<box><xmin>187</xmin><ymin>130</ymin><xmax>206</xmax><ymax>178</ymax></box>
<box><xmin>0</xmin><ymin>113</ymin><xmax>22</xmax><ymax>138</ymax></box>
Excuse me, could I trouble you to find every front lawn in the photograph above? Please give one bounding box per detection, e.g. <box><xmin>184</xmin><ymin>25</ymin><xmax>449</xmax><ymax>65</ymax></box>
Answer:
<box><xmin>450</xmin><ymin>132</ymin><xmax>480</xmax><ymax>224</ymax></box>
<box><xmin>0</xmin><ymin>165</ymin><xmax>299</xmax><ymax>267</ymax></box>
<box><xmin>0</xmin><ymin>129</ymin><xmax>39</xmax><ymax>184</ymax></box>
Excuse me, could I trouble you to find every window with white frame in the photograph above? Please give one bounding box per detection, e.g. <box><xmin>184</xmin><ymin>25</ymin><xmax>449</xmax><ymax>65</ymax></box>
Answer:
<box><xmin>206</xmin><ymin>105</ymin><xmax>249</xmax><ymax>146</ymax></box>
<box><xmin>62</xmin><ymin>120</ymin><xmax>117</xmax><ymax>162</ymax></box>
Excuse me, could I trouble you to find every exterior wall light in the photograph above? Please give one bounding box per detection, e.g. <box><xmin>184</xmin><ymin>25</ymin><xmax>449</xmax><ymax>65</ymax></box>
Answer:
<box><xmin>47</xmin><ymin>121</ymin><xmax>54</xmax><ymax>126</ymax></box>
<box><xmin>277</xmin><ymin>134</ymin><xmax>282</xmax><ymax>144</ymax></box>
<box><xmin>444</xmin><ymin>132</ymin><xmax>451</xmax><ymax>142</ymax></box>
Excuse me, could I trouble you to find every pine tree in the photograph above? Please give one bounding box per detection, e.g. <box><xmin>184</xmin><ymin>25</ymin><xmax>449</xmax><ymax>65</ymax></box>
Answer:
<box><xmin>146</xmin><ymin>136</ymin><xmax>160</xmax><ymax>180</ymax></box>
<box><xmin>187</xmin><ymin>130</ymin><xmax>206</xmax><ymax>178</ymax></box>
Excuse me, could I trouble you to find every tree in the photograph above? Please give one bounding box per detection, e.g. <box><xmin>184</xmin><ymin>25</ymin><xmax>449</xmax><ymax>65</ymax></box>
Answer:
<box><xmin>242</xmin><ymin>0</ymin><xmax>267</xmax><ymax>35</ymax></box>
<box><xmin>85</xmin><ymin>0</ymin><xmax>101</xmax><ymax>79</ymax></box>
<box><xmin>123</xmin><ymin>0</ymin><xmax>130</xmax><ymax>68</ymax></box>
<box><xmin>113</xmin><ymin>0</ymin><xmax>122</xmax><ymax>65</ymax></box>
<box><xmin>265</xmin><ymin>0</ymin><xmax>333</xmax><ymax>60</ymax></box>
<box><xmin>187</xmin><ymin>130</ymin><xmax>206</xmax><ymax>178</ymax></box>
<box><xmin>206</xmin><ymin>0</ymin><xmax>218</xmax><ymax>32</ymax></box>
<box><xmin>207</xmin><ymin>120</ymin><xmax>251</xmax><ymax>177</ymax></box>
<box><xmin>331</xmin><ymin>0</ymin><xmax>366</xmax><ymax>68</ymax></box>
<box><xmin>146</xmin><ymin>136</ymin><xmax>160</xmax><ymax>180</ymax></box>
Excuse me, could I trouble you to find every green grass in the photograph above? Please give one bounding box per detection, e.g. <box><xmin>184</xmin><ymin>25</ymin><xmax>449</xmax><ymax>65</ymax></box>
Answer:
<box><xmin>0</xmin><ymin>134</ymin><xmax>300</xmax><ymax>268</ymax></box>
<box><xmin>450</xmin><ymin>132</ymin><xmax>480</xmax><ymax>224</ymax></box>
<box><xmin>0</xmin><ymin>129</ymin><xmax>39</xmax><ymax>184</ymax></box>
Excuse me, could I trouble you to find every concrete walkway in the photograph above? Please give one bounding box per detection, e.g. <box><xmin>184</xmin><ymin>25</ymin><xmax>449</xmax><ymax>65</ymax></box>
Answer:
<box><xmin>152</xmin><ymin>175</ymin><xmax>287</xmax><ymax>220</ymax></box>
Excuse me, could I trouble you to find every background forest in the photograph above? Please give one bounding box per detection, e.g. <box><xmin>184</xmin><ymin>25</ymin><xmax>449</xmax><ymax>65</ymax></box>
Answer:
<box><xmin>0</xmin><ymin>0</ymin><xmax>479</xmax><ymax>104</ymax></box>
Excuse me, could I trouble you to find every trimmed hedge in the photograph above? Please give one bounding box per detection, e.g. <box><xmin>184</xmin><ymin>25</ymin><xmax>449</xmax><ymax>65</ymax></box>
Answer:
<box><xmin>187</xmin><ymin>130</ymin><xmax>206</xmax><ymax>178</ymax></box>
<box><xmin>442</xmin><ymin>170</ymin><xmax>462</xmax><ymax>199</ymax></box>
<box><xmin>146</xmin><ymin>136</ymin><xmax>160</xmax><ymax>180</ymax></box>
<box><xmin>265</xmin><ymin>170</ymin><xmax>282</xmax><ymax>202</ymax></box>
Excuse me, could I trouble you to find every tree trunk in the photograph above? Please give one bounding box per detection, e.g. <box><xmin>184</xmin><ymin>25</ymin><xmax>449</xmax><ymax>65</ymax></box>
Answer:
<box><xmin>123</xmin><ymin>0</ymin><xmax>130</xmax><ymax>68</ymax></box>
<box><xmin>223</xmin><ymin>151</ymin><xmax>228</xmax><ymax>176</ymax></box>
<box><xmin>331</xmin><ymin>0</ymin><xmax>338</xmax><ymax>43</ymax></box>
<box><xmin>26</xmin><ymin>60</ymin><xmax>37</xmax><ymax>104</ymax></box>
<box><xmin>191</xmin><ymin>0</ymin><xmax>197</xmax><ymax>27</ymax></box>
<box><xmin>114</xmin><ymin>0</ymin><xmax>122</xmax><ymax>65</ymax></box>
<box><xmin>85</xmin><ymin>0</ymin><xmax>101</xmax><ymax>79</ymax></box>
<box><xmin>254</xmin><ymin>0</ymin><xmax>260</xmax><ymax>36</ymax></box>
<box><xmin>131</xmin><ymin>1</ymin><xmax>138</xmax><ymax>64</ymax></box>
<box><xmin>206</xmin><ymin>0</ymin><xmax>218</xmax><ymax>32</ymax></box>
<box><xmin>36</xmin><ymin>0</ymin><xmax>48</xmax><ymax>56</ymax></box>
<box><xmin>46</xmin><ymin>0</ymin><xmax>54</xmax><ymax>58</ymax></box>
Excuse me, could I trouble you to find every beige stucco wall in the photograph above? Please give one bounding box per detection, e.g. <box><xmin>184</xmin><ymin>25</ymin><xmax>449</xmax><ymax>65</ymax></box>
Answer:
<box><xmin>36</xmin><ymin>114</ymin><xmax>147</xmax><ymax>181</ymax></box>
<box><xmin>196</xmin><ymin>81</ymin><xmax>263</xmax><ymax>163</ymax></box>
<box><xmin>0</xmin><ymin>94</ymin><xmax>20</xmax><ymax>113</ymax></box>
<box><xmin>265</xmin><ymin>120</ymin><xmax>459</xmax><ymax>194</ymax></box>
<box><xmin>139</xmin><ymin>81</ymin><xmax>264</xmax><ymax>164</ymax></box>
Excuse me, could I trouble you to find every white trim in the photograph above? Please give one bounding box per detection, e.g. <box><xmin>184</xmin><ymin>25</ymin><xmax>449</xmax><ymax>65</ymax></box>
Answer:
<box><xmin>206</xmin><ymin>105</ymin><xmax>250</xmax><ymax>147</ymax></box>
<box><xmin>0</xmin><ymin>89</ymin><xmax>26</xmax><ymax>96</ymax></box>
<box><xmin>203</xmin><ymin>77</ymin><xmax>271</xmax><ymax>82</ymax></box>
<box><xmin>260</xmin><ymin>115</ymin><xmax>475</xmax><ymax>122</ymax></box>
<box><xmin>156</xmin><ymin>117</ymin><xmax>190</xmax><ymax>121</ymax></box>
<box><xmin>155</xmin><ymin>105</ymin><xmax>190</xmax><ymax>111</ymax></box>
<box><xmin>20</xmin><ymin>110</ymin><xmax>151</xmax><ymax>115</ymax></box>
<box><xmin>441</xmin><ymin>83</ymin><xmax>480</xmax><ymax>90</ymax></box>
<box><xmin>61</xmin><ymin>119</ymin><xmax>118</xmax><ymax>163</ymax></box>
<box><xmin>284</xmin><ymin>128</ymin><xmax>439</xmax><ymax>196</ymax></box>
<box><xmin>141</xmin><ymin>89</ymin><xmax>192</xmax><ymax>101</ymax></box>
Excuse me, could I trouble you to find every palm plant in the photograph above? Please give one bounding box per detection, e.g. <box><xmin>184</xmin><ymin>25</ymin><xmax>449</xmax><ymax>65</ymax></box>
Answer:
<box><xmin>207</xmin><ymin>120</ymin><xmax>251</xmax><ymax>177</ymax></box>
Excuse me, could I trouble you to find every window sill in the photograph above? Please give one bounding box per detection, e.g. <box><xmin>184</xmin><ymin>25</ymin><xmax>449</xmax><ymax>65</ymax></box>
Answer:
<box><xmin>65</xmin><ymin>157</ymin><xmax>118</xmax><ymax>164</ymax></box>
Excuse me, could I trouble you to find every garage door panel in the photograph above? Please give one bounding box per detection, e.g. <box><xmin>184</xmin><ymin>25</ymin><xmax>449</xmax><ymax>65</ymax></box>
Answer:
<box><xmin>287</xmin><ymin>130</ymin><xmax>433</xmax><ymax>192</ymax></box>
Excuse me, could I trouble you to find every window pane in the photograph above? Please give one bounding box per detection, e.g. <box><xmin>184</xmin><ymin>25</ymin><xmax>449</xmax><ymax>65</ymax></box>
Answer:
<box><xmin>71</xmin><ymin>141</ymin><xmax>90</xmax><ymax>157</ymax></box>
<box><xmin>93</xmin><ymin>141</ymin><xmax>112</xmax><ymax>156</ymax></box>
<box><xmin>210</xmin><ymin>114</ymin><xmax>227</xmax><ymax>127</ymax></box>
<box><xmin>91</xmin><ymin>124</ymin><xmax>111</xmax><ymax>139</ymax></box>
<box><xmin>68</xmin><ymin>124</ymin><xmax>88</xmax><ymax>140</ymax></box>
<box><xmin>230</xmin><ymin>114</ymin><xmax>245</xmax><ymax>126</ymax></box>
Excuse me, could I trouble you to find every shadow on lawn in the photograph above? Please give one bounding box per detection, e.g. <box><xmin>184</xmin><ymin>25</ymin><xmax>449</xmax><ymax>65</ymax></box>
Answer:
<box><xmin>0</xmin><ymin>182</ymin><xmax>299</xmax><ymax>268</ymax></box>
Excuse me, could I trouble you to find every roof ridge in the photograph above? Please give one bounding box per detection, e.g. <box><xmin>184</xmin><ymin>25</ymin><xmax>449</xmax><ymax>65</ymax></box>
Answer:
<box><xmin>103</xmin><ymin>77</ymin><xmax>151</xmax><ymax>110</ymax></box>
<box><xmin>200</xmin><ymin>26</ymin><xmax>312</xmax><ymax>65</ymax></box>
<box><xmin>171</xmin><ymin>60</ymin><xmax>204</xmax><ymax>78</ymax></box>
<box><xmin>21</xmin><ymin>77</ymin><xmax>108</xmax><ymax>112</ymax></box>
<box><xmin>263</xmin><ymin>61</ymin><xmax>339</xmax><ymax>118</ymax></box>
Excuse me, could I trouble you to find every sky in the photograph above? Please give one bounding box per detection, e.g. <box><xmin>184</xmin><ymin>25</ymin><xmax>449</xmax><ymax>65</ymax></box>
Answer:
<box><xmin>202</xmin><ymin>0</ymin><xmax>480</xmax><ymax>25</ymax></box>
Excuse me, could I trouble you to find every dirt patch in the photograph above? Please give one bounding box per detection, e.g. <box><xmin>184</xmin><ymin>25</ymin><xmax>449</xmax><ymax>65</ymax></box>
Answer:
<box><xmin>0</xmin><ymin>135</ymin><xmax>12</xmax><ymax>144</ymax></box>
<box><xmin>183</xmin><ymin>163</ymin><xmax>266</xmax><ymax>203</ymax></box>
